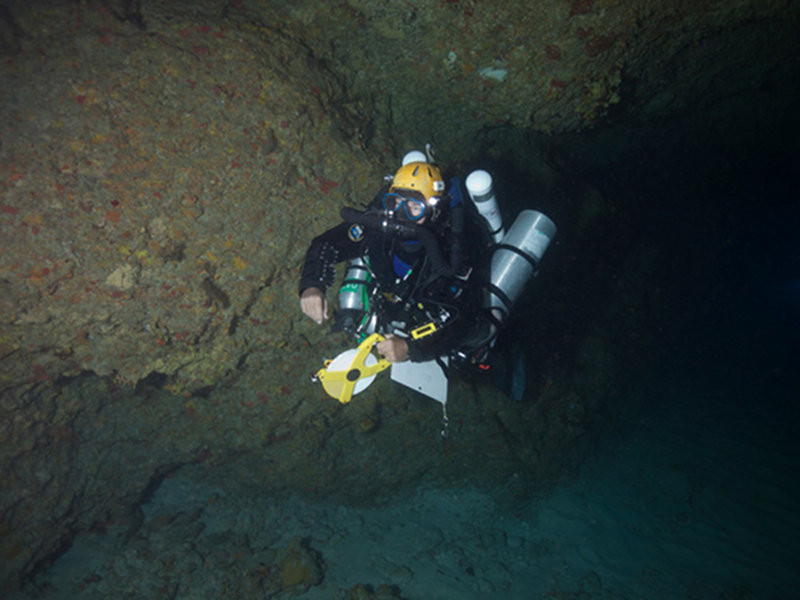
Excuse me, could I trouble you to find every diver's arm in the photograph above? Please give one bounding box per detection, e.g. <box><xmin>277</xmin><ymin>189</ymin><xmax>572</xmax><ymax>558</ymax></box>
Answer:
<box><xmin>298</xmin><ymin>221</ymin><xmax>365</xmax><ymax>324</ymax></box>
<box><xmin>298</xmin><ymin>221</ymin><xmax>363</xmax><ymax>295</ymax></box>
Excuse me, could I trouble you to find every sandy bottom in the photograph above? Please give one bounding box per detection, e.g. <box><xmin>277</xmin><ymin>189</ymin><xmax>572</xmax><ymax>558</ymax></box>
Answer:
<box><xmin>19</xmin><ymin>381</ymin><xmax>798</xmax><ymax>599</ymax></box>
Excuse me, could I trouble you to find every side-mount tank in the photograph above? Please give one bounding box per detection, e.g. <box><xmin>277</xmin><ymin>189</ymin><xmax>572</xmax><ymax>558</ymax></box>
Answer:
<box><xmin>489</xmin><ymin>210</ymin><xmax>557</xmax><ymax>320</ymax></box>
<box><xmin>337</xmin><ymin>257</ymin><xmax>376</xmax><ymax>337</ymax></box>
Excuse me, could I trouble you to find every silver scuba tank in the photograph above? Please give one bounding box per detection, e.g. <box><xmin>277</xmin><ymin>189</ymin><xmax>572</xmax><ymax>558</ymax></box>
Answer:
<box><xmin>338</xmin><ymin>257</ymin><xmax>371</xmax><ymax>311</ymax></box>
<box><xmin>489</xmin><ymin>210</ymin><xmax>557</xmax><ymax>320</ymax></box>
<box><xmin>338</xmin><ymin>257</ymin><xmax>377</xmax><ymax>337</ymax></box>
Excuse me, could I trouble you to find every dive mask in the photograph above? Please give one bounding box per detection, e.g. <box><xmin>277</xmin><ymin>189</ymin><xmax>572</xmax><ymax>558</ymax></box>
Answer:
<box><xmin>382</xmin><ymin>190</ymin><xmax>429</xmax><ymax>221</ymax></box>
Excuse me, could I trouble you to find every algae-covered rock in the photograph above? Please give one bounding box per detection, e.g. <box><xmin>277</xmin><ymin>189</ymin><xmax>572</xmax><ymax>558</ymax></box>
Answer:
<box><xmin>345</xmin><ymin>582</ymin><xmax>409</xmax><ymax>600</ymax></box>
<box><xmin>0</xmin><ymin>1</ymin><xmax>386</xmax><ymax>591</ymax></box>
<box><xmin>0</xmin><ymin>0</ymin><xmax>389</xmax><ymax>397</ymax></box>
<box><xmin>275</xmin><ymin>538</ymin><xmax>326</xmax><ymax>593</ymax></box>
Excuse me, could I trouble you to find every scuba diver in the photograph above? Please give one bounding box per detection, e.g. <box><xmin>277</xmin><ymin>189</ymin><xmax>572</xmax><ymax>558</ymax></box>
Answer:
<box><xmin>300</xmin><ymin>158</ymin><xmax>494</xmax><ymax>368</ymax></box>
<box><xmin>299</xmin><ymin>151</ymin><xmax>557</xmax><ymax>380</ymax></box>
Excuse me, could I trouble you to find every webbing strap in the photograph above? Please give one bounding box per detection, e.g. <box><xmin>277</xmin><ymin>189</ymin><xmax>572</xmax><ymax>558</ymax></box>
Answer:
<box><xmin>495</xmin><ymin>243</ymin><xmax>539</xmax><ymax>270</ymax></box>
<box><xmin>488</xmin><ymin>283</ymin><xmax>513</xmax><ymax>312</ymax></box>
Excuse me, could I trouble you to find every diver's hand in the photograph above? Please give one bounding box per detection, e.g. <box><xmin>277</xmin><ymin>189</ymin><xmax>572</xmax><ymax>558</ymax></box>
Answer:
<box><xmin>300</xmin><ymin>287</ymin><xmax>328</xmax><ymax>324</ymax></box>
<box><xmin>376</xmin><ymin>334</ymin><xmax>409</xmax><ymax>363</ymax></box>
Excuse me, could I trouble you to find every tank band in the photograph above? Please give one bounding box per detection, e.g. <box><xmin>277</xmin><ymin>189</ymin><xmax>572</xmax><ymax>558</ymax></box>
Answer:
<box><xmin>341</xmin><ymin>278</ymin><xmax>369</xmax><ymax>287</ymax></box>
<box><xmin>495</xmin><ymin>243</ymin><xmax>539</xmax><ymax>271</ymax></box>
<box><xmin>471</xmin><ymin>191</ymin><xmax>494</xmax><ymax>204</ymax></box>
<box><xmin>484</xmin><ymin>306</ymin><xmax>505</xmax><ymax>328</ymax></box>
<box><xmin>488</xmin><ymin>283</ymin><xmax>513</xmax><ymax>311</ymax></box>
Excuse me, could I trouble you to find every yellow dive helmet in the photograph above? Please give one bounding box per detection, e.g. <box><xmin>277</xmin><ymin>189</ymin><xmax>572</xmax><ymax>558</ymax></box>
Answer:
<box><xmin>391</xmin><ymin>162</ymin><xmax>445</xmax><ymax>203</ymax></box>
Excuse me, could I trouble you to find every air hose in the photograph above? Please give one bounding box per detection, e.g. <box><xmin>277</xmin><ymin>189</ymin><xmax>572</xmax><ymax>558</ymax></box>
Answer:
<box><xmin>339</xmin><ymin>207</ymin><xmax>454</xmax><ymax>278</ymax></box>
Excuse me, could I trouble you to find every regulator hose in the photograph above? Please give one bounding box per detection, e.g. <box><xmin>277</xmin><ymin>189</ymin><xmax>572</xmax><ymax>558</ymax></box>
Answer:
<box><xmin>339</xmin><ymin>207</ymin><xmax>454</xmax><ymax>278</ymax></box>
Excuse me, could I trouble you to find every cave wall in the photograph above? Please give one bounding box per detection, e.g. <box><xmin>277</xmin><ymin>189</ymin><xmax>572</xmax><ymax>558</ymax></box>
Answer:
<box><xmin>0</xmin><ymin>1</ymin><xmax>384</xmax><ymax>395</ymax></box>
<box><xmin>0</xmin><ymin>2</ymin><xmax>388</xmax><ymax>590</ymax></box>
<box><xmin>251</xmin><ymin>0</ymin><xmax>798</xmax><ymax>165</ymax></box>
<box><xmin>1</xmin><ymin>0</ymin><xmax>797</xmax><ymax>593</ymax></box>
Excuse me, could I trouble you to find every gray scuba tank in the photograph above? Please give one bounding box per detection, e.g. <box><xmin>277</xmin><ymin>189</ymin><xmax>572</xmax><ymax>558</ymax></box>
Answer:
<box><xmin>489</xmin><ymin>210</ymin><xmax>557</xmax><ymax>320</ymax></box>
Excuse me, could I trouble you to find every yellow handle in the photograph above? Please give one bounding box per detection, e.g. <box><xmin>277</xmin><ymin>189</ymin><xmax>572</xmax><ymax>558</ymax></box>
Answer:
<box><xmin>316</xmin><ymin>333</ymin><xmax>391</xmax><ymax>404</ymax></box>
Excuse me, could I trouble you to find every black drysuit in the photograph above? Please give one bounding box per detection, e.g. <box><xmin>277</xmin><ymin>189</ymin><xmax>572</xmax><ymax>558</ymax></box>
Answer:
<box><xmin>298</xmin><ymin>197</ymin><xmax>493</xmax><ymax>362</ymax></box>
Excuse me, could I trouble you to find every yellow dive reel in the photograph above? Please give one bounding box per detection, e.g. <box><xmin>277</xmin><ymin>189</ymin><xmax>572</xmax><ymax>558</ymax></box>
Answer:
<box><xmin>312</xmin><ymin>333</ymin><xmax>391</xmax><ymax>404</ymax></box>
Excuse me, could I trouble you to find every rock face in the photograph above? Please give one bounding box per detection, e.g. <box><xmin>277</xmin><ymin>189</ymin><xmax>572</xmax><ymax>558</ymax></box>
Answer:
<box><xmin>0</xmin><ymin>0</ymin><xmax>796</xmax><ymax>594</ymax></box>
<box><xmin>0</xmin><ymin>1</ymin><xmax>381</xmax><ymax>395</ymax></box>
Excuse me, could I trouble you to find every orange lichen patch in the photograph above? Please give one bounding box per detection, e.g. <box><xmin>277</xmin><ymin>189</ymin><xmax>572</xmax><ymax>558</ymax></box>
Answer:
<box><xmin>232</xmin><ymin>256</ymin><xmax>247</xmax><ymax>270</ymax></box>
<box><xmin>317</xmin><ymin>177</ymin><xmax>338</xmax><ymax>194</ymax></box>
<box><xmin>105</xmin><ymin>209</ymin><xmax>121</xmax><ymax>223</ymax></box>
<box><xmin>29</xmin><ymin>265</ymin><xmax>51</xmax><ymax>283</ymax></box>
<box><xmin>25</xmin><ymin>212</ymin><xmax>44</xmax><ymax>228</ymax></box>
